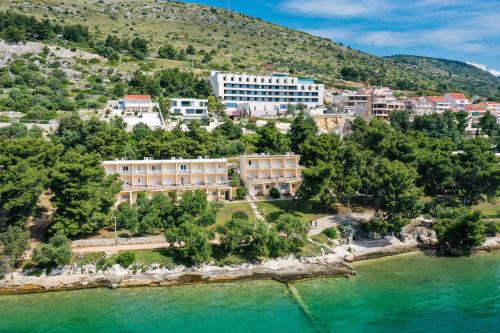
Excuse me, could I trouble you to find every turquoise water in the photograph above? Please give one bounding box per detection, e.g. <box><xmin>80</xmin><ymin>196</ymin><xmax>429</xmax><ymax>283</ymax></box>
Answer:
<box><xmin>0</xmin><ymin>252</ymin><xmax>499</xmax><ymax>333</ymax></box>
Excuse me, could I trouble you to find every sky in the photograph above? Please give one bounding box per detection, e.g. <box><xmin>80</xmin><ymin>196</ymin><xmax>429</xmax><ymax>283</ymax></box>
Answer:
<box><xmin>182</xmin><ymin>0</ymin><xmax>500</xmax><ymax>76</ymax></box>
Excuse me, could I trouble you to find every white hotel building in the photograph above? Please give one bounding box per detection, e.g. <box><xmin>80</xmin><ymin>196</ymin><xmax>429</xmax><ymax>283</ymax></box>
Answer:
<box><xmin>210</xmin><ymin>71</ymin><xmax>324</xmax><ymax>117</ymax></box>
<box><xmin>170</xmin><ymin>98</ymin><xmax>209</xmax><ymax>120</ymax></box>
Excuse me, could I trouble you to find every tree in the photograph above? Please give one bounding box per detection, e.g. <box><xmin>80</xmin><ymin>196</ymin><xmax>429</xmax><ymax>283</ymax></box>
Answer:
<box><xmin>115</xmin><ymin>203</ymin><xmax>140</xmax><ymax>233</ymax></box>
<box><xmin>255</xmin><ymin>121</ymin><xmax>290</xmax><ymax>154</ymax></box>
<box><xmin>62</xmin><ymin>24</ymin><xmax>89</xmax><ymax>42</ymax></box>
<box><xmin>365</xmin><ymin>158</ymin><xmax>422</xmax><ymax>229</ymax></box>
<box><xmin>177</xmin><ymin>190</ymin><xmax>208</xmax><ymax>218</ymax></box>
<box><xmin>454</xmin><ymin>138</ymin><xmax>500</xmax><ymax>205</ymax></box>
<box><xmin>217</xmin><ymin>217</ymin><xmax>253</xmax><ymax>252</ymax></box>
<box><xmin>299</xmin><ymin>133</ymin><xmax>340</xmax><ymax>167</ymax></box>
<box><xmin>236</xmin><ymin>186</ymin><xmax>248</xmax><ymax>199</ymax></box>
<box><xmin>213</xmin><ymin>120</ymin><xmax>242</xmax><ymax>139</ymax></box>
<box><xmin>269</xmin><ymin>187</ymin><xmax>281</xmax><ymax>199</ymax></box>
<box><xmin>289</xmin><ymin>111</ymin><xmax>318</xmax><ymax>153</ymax></box>
<box><xmin>158</xmin><ymin>44</ymin><xmax>178</xmax><ymax>59</ymax></box>
<box><xmin>207</xmin><ymin>96</ymin><xmax>227</xmax><ymax>119</ymax></box>
<box><xmin>129</xmin><ymin>37</ymin><xmax>149</xmax><ymax>59</ymax></box>
<box><xmin>165</xmin><ymin>222</ymin><xmax>212</xmax><ymax>265</ymax></box>
<box><xmin>0</xmin><ymin>226</ymin><xmax>29</xmax><ymax>266</ymax></box>
<box><xmin>479</xmin><ymin>111</ymin><xmax>499</xmax><ymax>137</ymax></box>
<box><xmin>49</xmin><ymin>151</ymin><xmax>122</xmax><ymax>236</ymax></box>
<box><xmin>186</xmin><ymin>45</ymin><xmax>196</xmax><ymax>55</ymax></box>
<box><xmin>275</xmin><ymin>214</ymin><xmax>308</xmax><ymax>253</ymax></box>
<box><xmin>433</xmin><ymin>209</ymin><xmax>486</xmax><ymax>254</ymax></box>
<box><xmin>389</xmin><ymin>110</ymin><xmax>411</xmax><ymax>132</ymax></box>
<box><xmin>32</xmin><ymin>233</ymin><xmax>72</xmax><ymax>268</ymax></box>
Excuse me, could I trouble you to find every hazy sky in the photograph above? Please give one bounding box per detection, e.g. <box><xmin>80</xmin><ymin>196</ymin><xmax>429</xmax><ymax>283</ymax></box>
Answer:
<box><xmin>182</xmin><ymin>0</ymin><xmax>500</xmax><ymax>76</ymax></box>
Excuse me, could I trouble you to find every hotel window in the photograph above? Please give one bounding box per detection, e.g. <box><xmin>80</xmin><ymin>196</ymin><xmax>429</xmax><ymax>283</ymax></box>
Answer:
<box><xmin>122</xmin><ymin>194</ymin><xmax>130</xmax><ymax>200</ymax></box>
<box><xmin>122</xmin><ymin>166</ymin><xmax>129</xmax><ymax>172</ymax></box>
<box><xmin>212</xmin><ymin>191</ymin><xmax>217</xmax><ymax>196</ymax></box>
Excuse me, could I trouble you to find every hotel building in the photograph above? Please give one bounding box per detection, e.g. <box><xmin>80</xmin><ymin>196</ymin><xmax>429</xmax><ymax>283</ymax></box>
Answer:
<box><xmin>210</xmin><ymin>71</ymin><xmax>324</xmax><ymax>117</ymax></box>
<box><xmin>170</xmin><ymin>98</ymin><xmax>209</xmax><ymax>120</ymax></box>
<box><xmin>426</xmin><ymin>96</ymin><xmax>452</xmax><ymax>114</ymax></box>
<box><xmin>404</xmin><ymin>96</ymin><xmax>434</xmax><ymax>116</ymax></box>
<box><xmin>444</xmin><ymin>93</ymin><xmax>470</xmax><ymax>111</ymax></box>
<box><xmin>239</xmin><ymin>153</ymin><xmax>303</xmax><ymax>197</ymax></box>
<box><xmin>103</xmin><ymin>157</ymin><xmax>232</xmax><ymax>204</ymax></box>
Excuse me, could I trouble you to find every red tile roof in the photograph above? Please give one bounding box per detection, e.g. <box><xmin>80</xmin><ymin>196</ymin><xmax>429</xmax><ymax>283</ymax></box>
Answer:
<box><xmin>479</xmin><ymin>101</ymin><xmax>500</xmax><ymax>105</ymax></box>
<box><xmin>445</xmin><ymin>93</ymin><xmax>467</xmax><ymax>100</ymax></box>
<box><xmin>465</xmin><ymin>105</ymin><xmax>485</xmax><ymax>112</ymax></box>
<box><xmin>124</xmin><ymin>95</ymin><xmax>152</xmax><ymax>101</ymax></box>
<box><xmin>426</xmin><ymin>96</ymin><xmax>447</xmax><ymax>103</ymax></box>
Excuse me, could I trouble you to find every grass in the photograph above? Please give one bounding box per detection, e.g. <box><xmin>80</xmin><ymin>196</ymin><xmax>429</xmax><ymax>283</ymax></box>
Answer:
<box><xmin>215</xmin><ymin>202</ymin><xmax>254</xmax><ymax>225</ymax></box>
<box><xmin>473</xmin><ymin>199</ymin><xmax>500</xmax><ymax>218</ymax></box>
<box><xmin>255</xmin><ymin>199</ymin><xmax>336</xmax><ymax>224</ymax></box>
<box><xmin>72</xmin><ymin>252</ymin><xmax>106</xmax><ymax>265</ymax></box>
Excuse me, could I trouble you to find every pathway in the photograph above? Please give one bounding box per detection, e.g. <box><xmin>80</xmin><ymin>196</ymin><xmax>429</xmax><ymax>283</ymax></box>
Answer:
<box><xmin>308</xmin><ymin>211</ymin><xmax>374</xmax><ymax>235</ymax></box>
<box><xmin>72</xmin><ymin>242</ymin><xmax>171</xmax><ymax>255</ymax></box>
<box><xmin>246</xmin><ymin>195</ymin><xmax>264</xmax><ymax>221</ymax></box>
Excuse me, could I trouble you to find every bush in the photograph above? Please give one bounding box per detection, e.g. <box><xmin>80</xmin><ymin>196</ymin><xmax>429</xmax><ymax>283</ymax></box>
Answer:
<box><xmin>269</xmin><ymin>188</ymin><xmax>281</xmax><ymax>199</ymax></box>
<box><xmin>115</xmin><ymin>251</ymin><xmax>136</xmax><ymax>268</ymax></box>
<box><xmin>0</xmin><ymin>226</ymin><xmax>30</xmax><ymax>266</ymax></box>
<box><xmin>322</xmin><ymin>227</ymin><xmax>338</xmax><ymax>239</ymax></box>
<box><xmin>31</xmin><ymin>233</ymin><xmax>72</xmax><ymax>268</ymax></box>
<box><xmin>484</xmin><ymin>220</ymin><xmax>499</xmax><ymax>237</ymax></box>
<box><xmin>236</xmin><ymin>186</ymin><xmax>248</xmax><ymax>199</ymax></box>
<box><xmin>231</xmin><ymin>211</ymin><xmax>249</xmax><ymax>221</ymax></box>
<box><xmin>230</xmin><ymin>177</ymin><xmax>240</xmax><ymax>187</ymax></box>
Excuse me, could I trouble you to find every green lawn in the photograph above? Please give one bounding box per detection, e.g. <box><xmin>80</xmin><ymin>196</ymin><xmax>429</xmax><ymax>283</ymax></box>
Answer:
<box><xmin>216</xmin><ymin>202</ymin><xmax>254</xmax><ymax>225</ymax></box>
<box><xmin>473</xmin><ymin>199</ymin><xmax>500</xmax><ymax>218</ymax></box>
<box><xmin>255</xmin><ymin>199</ymin><xmax>336</xmax><ymax>224</ymax></box>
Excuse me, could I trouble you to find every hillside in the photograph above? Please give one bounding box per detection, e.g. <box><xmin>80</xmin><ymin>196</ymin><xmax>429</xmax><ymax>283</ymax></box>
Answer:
<box><xmin>386</xmin><ymin>55</ymin><xmax>500</xmax><ymax>100</ymax></box>
<box><xmin>0</xmin><ymin>0</ymin><xmax>499</xmax><ymax>99</ymax></box>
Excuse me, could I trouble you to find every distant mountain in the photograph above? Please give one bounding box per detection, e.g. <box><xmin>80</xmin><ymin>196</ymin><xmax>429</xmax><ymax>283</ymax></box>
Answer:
<box><xmin>1</xmin><ymin>0</ymin><xmax>499</xmax><ymax>99</ymax></box>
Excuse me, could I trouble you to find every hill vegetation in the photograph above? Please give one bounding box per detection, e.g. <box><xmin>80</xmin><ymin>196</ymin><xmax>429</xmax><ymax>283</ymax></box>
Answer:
<box><xmin>0</xmin><ymin>0</ymin><xmax>498</xmax><ymax>100</ymax></box>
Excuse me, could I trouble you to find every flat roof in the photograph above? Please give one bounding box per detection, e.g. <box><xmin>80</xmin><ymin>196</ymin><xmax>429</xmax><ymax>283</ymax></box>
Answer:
<box><xmin>102</xmin><ymin>158</ymin><xmax>228</xmax><ymax>165</ymax></box>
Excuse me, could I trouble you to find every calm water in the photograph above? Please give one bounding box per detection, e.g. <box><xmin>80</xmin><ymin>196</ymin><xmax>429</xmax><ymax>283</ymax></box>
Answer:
<box><xmin>0</xmin><ymin>252</ymin><xmax>499</xmax><ymax>333</ymax></box>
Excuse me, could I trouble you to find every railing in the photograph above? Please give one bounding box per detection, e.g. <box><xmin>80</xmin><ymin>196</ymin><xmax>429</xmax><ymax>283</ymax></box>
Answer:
<box><xmin>123</xmin><ymin>183</ymin><xmax>230</xmax><ymax>191</ymax></box>
<box><xmin>246</xmin><ymin>176</ymin><xmax>302</xmax><ymax>184</ymax></box>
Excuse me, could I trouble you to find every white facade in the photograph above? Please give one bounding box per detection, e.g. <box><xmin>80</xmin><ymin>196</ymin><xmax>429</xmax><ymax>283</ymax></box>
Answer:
<box><xmin>121</xmin><ymin>95</ymin><xmax>155</xmax><ymax>112</ymax></box>
<box><xmin>170</xmin><ymin>98</ymin><xmax>209</xmax><ymax>120</ymax></box>
<box><xmin>405</xmin><ymin>97</ymin><xmax>434</xmax><ymax>116</ymax></box>
<box><xmin>444</xmin><ymin>93</ymin><xmax>470</xmax><ymax>111</ymax></box>
<box><xmin>210</xmin><ymin>71</ymin><xmax>324</xmax><ymax>117</ymax></box>
<box><xmin>426</xmin><ymin>96</ymin><xmax>452</xmax><ymax>114</ymax></box>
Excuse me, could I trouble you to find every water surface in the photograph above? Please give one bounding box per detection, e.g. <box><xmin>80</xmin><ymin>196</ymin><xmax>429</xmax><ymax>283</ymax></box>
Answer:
<box><xmin>0</xmin><ymin>252</ymin><xmax>498</xmax><ymax>333</ymax></box>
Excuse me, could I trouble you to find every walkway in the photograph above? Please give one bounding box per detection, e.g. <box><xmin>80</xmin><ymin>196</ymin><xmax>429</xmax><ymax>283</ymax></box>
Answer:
<box><xmin>308</xmin><ymin>211</ymin><xmax>374</xmax><ymax>235</ymax></box>
<box><xmin>72</xmin><ymin>242</ymin><xmax>171</xmax><ymax>255</ymax></box>
<box><xmin>246</xmin><ymin>195</ymin><xmax>264</xmax><ymax>221</ymax></box>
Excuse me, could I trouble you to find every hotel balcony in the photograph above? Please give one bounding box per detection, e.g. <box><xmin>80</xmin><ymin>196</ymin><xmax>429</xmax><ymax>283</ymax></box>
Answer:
<box><xmin>246</xmin><ymin>176</ymin><xmax>302</xmax><ymax>184</ymax></box>
<box><xmin>122</xmin><ymin>182</ymin><xmax>230</xmax><ymax>191</ymax></box>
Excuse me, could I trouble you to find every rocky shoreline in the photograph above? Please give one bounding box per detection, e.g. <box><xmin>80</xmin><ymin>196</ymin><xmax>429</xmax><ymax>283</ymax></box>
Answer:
<box><xmin>1</xmin><ymin>235</ymin><xmax>498</xmax><ymax>296</ymax></box>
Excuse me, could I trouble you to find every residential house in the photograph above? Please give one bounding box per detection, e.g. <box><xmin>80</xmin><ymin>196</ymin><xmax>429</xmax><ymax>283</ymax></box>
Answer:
<box><xmin>405</xmin><ymin>96</ymin><xmax>434</xmax><ymax>116</ymax></box>
<box><xmin>426</xmin><ymin>96</ymin><xmax>452</xmax><ymax>114</ymax></box>
<box><xmin>444</xmin><ymin>93</ymin><xmax>470</xmax><ymax>111</ymax></box>
<box><xmin>170</xmin><ymin>98</ymin><xmax>209</xmax><ymax>120</ymax></box>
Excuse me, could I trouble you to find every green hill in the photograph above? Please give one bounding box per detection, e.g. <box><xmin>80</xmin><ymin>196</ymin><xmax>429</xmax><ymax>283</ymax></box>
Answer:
<box><xmin>0</xmin><ymin>0</ymin><xmax>499</xmax><ymax>99</ymax></box>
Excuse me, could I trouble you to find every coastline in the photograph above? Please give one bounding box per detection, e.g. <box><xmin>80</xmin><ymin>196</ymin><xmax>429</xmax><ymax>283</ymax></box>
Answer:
<box><xmin>1</xmin><ymin>236</ymin><xmax>498</xmax><ymax>296</ymax></box>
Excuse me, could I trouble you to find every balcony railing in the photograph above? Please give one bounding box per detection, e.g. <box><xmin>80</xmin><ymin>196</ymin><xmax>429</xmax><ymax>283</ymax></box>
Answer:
<box><xmin>246</xmin><ymin>176</ymin><xmax>302</xmax><ymax>184</ymax></box>
<box><xmin>123</xmin><ymin>182</ymin><xmax>230</xmax><ymax>191</ymax></box>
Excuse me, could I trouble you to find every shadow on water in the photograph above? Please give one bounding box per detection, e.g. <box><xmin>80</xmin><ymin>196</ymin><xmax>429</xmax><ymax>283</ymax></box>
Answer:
<box><xmin>286</xmin><ymin>283</ymin><xmax>328</xmax><ymax>333</ymax></box>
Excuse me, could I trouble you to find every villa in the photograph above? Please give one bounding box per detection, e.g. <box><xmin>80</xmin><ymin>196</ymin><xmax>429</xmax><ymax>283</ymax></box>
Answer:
<box><xmin>239</xmin><ymin>153</ymin><xmax>303</xmax><ymax>197</ymax></box>
<box><xmin>102</xmin><ymin>157</ymin><xmax>232</xmax><ymax>204</ymax></box>
<box><xmin>170</xmin><ymin>98</ymin><xmax>209</xmax><ymax>120</ymax></box>
<box><xmin>210</xmin><ymin>71</ymin><xmax>324</xmax><ymax>118</ymax></box>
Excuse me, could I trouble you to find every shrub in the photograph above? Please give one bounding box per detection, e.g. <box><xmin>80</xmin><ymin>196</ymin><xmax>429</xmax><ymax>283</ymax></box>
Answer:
<box><xmin>32</xmin><ymin>233</ymin><xmax>71</xmax><ymax>268</ymax></box>
<box><xmin>322</xmin><ymin>227</ymin><xmax>338</xmax><ymax>239</ymax></box>
<box><xmin>115</xmin><ymin>251</ymin><xmax>136</xmax><ymax>268</ymax></box>
<box><xmin>269</xmin><ymin>188</ymin><xmax>281</xmax><ymax>199</ymax></box>
<box><xmin>484</xmin><ymin>220</ymin><xmax>499</xmax><ymax>237</ymax></box>
<box><xmin>230</xmin><ymin>177</ymin><xmax>240</xmax><ymax>187</ymax></box>
<box><xmin>0</xmin><ymin>226</ymin><xmax>30</xmax><ymax>266</ymax></box>
<box><xmin>236</xmin><ymin>186</ymin><xmax>248</xmax><ymax>199</ymax></box>
<box><xmin>231</xmin><ymin>211</ymin><xmax>249</xmax><ymax>221</ymax></box>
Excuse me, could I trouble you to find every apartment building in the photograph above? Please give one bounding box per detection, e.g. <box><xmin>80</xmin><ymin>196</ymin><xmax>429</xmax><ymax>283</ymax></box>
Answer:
<box><xmin>405</xmin><ymin>97</ymin><xmax>434</xmax><ymax>116</ymax></box>
<box><xmin>444</xmin><ymin>93</ymin><xmax>470</xmax><ymax>111</ymax></box>
<box><xmin>465</xmin><ymin>104</ymin><xmax>486</xmax><ymax>123</ymax></box>
<box><xmin>102</xmin><ymin>157</ymin><xmax>232</xmax><ymax>205</ymax></box>
<box><xmin>426</xmin><ymin>96</ymin><xmax>452</xmax><ymax>114</ymax></box>
<box><xmin>210</xmin><ymin>71</ymin><xmax>324</xmax><ymax>118</ymax></box>
<box><xmin>170</xmin><ymin>98</ymin><xmax>209</xmax><ymax>120</ymax></box>
<box><xmin>239</xmin><ymin>153</ymin><xmax>303</xmax><ymax>197</ymax></box>
<box><xmin>339</xmin><ymin>91</ymin><xmax>370</xmax><ymax>117</ymax></box>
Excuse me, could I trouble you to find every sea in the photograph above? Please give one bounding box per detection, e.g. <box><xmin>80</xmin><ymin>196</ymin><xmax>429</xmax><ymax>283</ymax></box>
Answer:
<box><xmin>0</xmin><ymin>252</ymin><xmax>498</xmax><ymax>333</ymax></box>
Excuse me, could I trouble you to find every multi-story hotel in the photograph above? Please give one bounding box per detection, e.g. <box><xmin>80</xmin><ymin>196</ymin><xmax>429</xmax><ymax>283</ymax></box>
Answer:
<box><xmin>210</xmin><ymin>71</ymin><xmax>324</xmax><ymax>118</ymax></box>
<box><xmin>170</xmin><ymin>98</ymin><xmax>209</xmax><ymax>120</ymax></box>
<box><xmin>102</xmin><ymin>157</ymin><xmax>232</xmax><ymax>204</ymax></box>
<box><xmin>239</xmin><ymin>153</ymin><xmax>303</xmax><ymax>197</ymax></box>
<box><xmin>444</xmin><ymin>93</ymin><xmax>470</xmax><ymax>111</ymax></box>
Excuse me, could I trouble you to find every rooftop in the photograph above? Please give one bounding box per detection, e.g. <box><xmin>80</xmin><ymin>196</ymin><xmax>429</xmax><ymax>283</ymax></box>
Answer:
<box><xmin>124</xmin><ymin>95</ymin><xmax>152</xmax><ymax>101</ymax></box>
<box><xmin>427</xmin><ymin>96</ymin><xmax>448</xmax><ymax>103</ymax></box>
<box><xmin>445</xmin><ymin>93</ymin><xmax>468</xmax><ymax>100</ymax></box>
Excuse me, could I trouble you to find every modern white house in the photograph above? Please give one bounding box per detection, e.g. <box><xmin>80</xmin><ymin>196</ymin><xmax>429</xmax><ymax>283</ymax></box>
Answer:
<box><xmin>103</xmin><ymin>95</ymin><xmax>164</xmax><ymax>131</ymax></box>
<box><xmin>405</xmin><ymin>97</ymin><xmax>434</xmax><ymax>116</ymax></box>
<box><xmin>170</xmin><ymin>98</ymin><xmax>209</xmax><ymax>120</ymax></box>
<box><xmin>210</xmin><ymin>71</ymin><xmax>324</xmax><ymax>118</ymax></box>
<box><xmin>120</xmin><ymin>95</ymin><xmax>156</xmax><ymax>113</ymax></box>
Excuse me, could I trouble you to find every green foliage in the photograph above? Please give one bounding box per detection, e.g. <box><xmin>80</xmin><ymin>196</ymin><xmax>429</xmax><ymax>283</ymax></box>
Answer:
<box><xmin>322</xmin><ymin>227</ymin><xmax>338</xmax><ymax>239</ymax></box>
<box><xmin>289</xmin><ymin>111</ymin><xmax>318</xmax><ymax>153</ymax></box>
<box><xmin>32</xmin><ymin>233</ymin><xmax>72</xmax><ymax>268</ymax></box>
<box><xmin>236</xmin><ymin>186</ymin><xmax>248</xmax><ymax>199</ymax></box>
<box><xmin>433</xmin><ymin>209</ymin><xmax>486</xmax><ymax>254</ymax></box>
<box><xmin>49</xmin><ymin>150</ymin><xmax>122</xmax><ymax>236</ymax></box>
<box><xmin>479</xmin><ymin>111</ymin><xmax>499</xmax><ymax>137</ymax></box>
<box><xmin>165</xmin><ymin>222</ymin><xmax>212</xmax><ymax>265</ymax></box>
<box><xmin>0</xmin><ymin>226</ymin><xmax>30</xmax><ymax>266</ymax></box>
<box><xmin>255</xmin><ymin>121</ymin><xmax>290</xmax><ymax>154</ymax></box>
<box><xmin>115</xmin><ymin>251</ymin><xmax>136</xmax><ymax>268</ymax></box>
<box><xmin>269</xmin><ymin>188</ymin><xmax>281</xmax><ymax>199</ymax></box>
